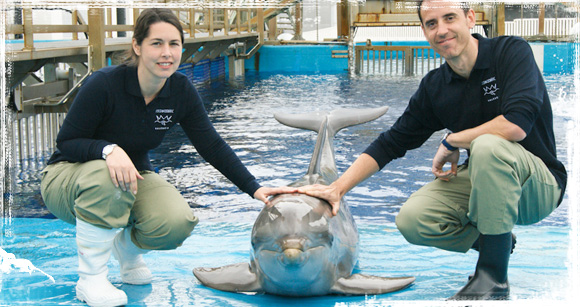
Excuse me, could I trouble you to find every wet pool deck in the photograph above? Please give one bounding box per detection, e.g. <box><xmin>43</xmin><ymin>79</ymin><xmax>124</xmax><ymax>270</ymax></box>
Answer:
<box><xmin>0</xmin><ymin>217</ymin><xmax>574</xmax><ymax>306</ymax></box>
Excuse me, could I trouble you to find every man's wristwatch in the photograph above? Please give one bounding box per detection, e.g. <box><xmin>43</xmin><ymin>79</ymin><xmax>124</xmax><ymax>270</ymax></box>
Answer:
<box><xmin>102</xmin><ymin>144</ymin><xmax>118</xmax><ymax>160</ymax></box>
<box><xmin>441</xmin><ymin>132</ymin><xmax>458</xmax><ymax>151</ymax></box>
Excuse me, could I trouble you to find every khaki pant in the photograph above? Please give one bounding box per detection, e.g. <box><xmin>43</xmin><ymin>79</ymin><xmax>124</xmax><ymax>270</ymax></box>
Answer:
<box><xmin>40</xmin><ymin>160</ymin><xmax>199</xmax><ymax>250</ymax></box>
<box><xmin>396</xmin><ymin>134</ymin><xmax>561</xmax><ymax>253</ymax></box>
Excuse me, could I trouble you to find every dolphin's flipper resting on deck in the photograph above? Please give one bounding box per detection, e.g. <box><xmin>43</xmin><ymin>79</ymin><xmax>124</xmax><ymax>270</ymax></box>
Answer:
<box><xmin>330</xmin><ymin>274</ymin><xmax>415</xmax><ymax>295</ymax></box>
<box><xmin>193</xmin><ymin>263</ymin><xmax>262</xmax><ymax>293</ymax></box>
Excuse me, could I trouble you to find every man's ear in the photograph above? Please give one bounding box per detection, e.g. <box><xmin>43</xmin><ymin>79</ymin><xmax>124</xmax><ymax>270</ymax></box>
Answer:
<box><xmin>466</xmin><ymin>9</ymin><xmax>476</xmax><ymax>29</ymax></box>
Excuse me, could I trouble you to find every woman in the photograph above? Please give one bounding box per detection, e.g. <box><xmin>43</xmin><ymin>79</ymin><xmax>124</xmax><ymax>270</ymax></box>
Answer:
<box><xmin>40</xmin><ymin>8</ymin><xmax>294</xmax><ymax>306</ymax></box>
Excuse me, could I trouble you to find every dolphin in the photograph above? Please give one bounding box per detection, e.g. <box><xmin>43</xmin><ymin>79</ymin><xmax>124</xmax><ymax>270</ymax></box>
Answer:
<box><xmin>193</xmin><ymin>106</ymin><xmax>415</xmax><ymax>296</ymax></box>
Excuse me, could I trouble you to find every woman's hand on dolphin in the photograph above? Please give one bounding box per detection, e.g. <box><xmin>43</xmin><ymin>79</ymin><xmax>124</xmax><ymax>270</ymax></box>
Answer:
<box><xmin>254</xmin><ymin>186</ymin><xmax>298</xmax><ymax>206</ymax></box>
<box><xmin>297</xmin><ymin>184</ymin><xmax>341</xmax><ymax>216</ymax></box>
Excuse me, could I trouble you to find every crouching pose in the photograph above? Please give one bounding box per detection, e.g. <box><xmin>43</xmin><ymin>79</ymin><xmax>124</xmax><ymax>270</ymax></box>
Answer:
<box><xmin>40</xmin><ymin>8</ymin><xmax>293</xmax><ymax>306</ymax></box>
<box><xmin>298</xmin><ymin>0</ymin><xmax>566</xmax><ymax>300</ymax></box>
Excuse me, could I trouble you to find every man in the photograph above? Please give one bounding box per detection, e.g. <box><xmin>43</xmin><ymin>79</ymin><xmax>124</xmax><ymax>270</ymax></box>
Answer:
<box><xmin>298</xmin><ymin>0</ymin><xmax>566</xmax><ymax>300</ymax></box>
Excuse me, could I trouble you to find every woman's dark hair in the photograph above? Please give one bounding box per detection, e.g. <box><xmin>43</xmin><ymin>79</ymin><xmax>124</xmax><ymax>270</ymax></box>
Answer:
<box><xmin>417</xmin><ymin>1</ymin><xmax>470</xmax><ymax>25</ymax></box>
<box><xmin>124</xmin><ymin>8</ymin><xmax>184</xmax><ymax>66</ymax></box>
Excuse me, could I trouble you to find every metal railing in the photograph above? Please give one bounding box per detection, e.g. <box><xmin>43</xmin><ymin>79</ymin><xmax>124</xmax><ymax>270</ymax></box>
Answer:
<box><xmin>355</xmin><ymin>45</ymin><xmax>444</xmax><ymax>76</ymax></box>
<box><xmin>12</xmin><ymin>112</ymin><xmax>66</xmax><ymax>164</ymax></box>
<box><xmin>505</xmin><ymin>18</ymin><xmax>579</xmax><ymax>41</ymax></box>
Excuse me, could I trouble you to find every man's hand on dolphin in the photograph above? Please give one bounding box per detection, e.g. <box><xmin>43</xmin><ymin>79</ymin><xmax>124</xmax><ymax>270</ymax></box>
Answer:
<box><xmin>297</xmin><ymin>184</ymin><xmax>341</xmax><ymax>216</ymax></box>
<box><xmin>254</xmin><ymin>186</ymin><xmax>298</xmax><ymax>206</ymax></box>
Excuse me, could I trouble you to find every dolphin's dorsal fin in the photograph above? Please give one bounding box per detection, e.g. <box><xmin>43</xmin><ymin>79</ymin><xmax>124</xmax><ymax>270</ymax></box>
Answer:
<box><xmin>274</xmin><ymin>106</ymin><xmax>389</xmax><ymax>176</ymax></box>
<box><xmin>193</xmin><ymin>263</ymin><xmax>263</xmax><ymax>293</ymax></box>
<box><xmin>330</xmin><ymin>274</ymin><xmax>415</xmax><ymax>295</ymax></box>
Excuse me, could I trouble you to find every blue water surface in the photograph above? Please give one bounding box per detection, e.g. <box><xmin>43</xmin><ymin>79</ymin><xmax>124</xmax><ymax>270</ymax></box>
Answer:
<box><xmin>1</xmin><ymin>72</ymin><xmax>576</xmax><ymax>305</ymax></box>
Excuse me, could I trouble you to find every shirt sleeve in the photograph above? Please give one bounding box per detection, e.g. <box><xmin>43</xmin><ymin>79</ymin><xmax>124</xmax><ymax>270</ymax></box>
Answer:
<box><xmin>498</xmin><ymin>37</ymin><xmax>545</xmax><ymax>135</ymax></box>
<box><xmin>363</xmin><ymin>80</ymin><xmax>442</xmax><ymax>169</ymax></box>
<box><xmin>55</xmin><ymin>71</ymin><xmax>112</xmax><ymax>162</ymax></box>
<box><xmin>178</xmin><ymin>83</ymin><xmax>261</xmax><ymax>197</ymax></box>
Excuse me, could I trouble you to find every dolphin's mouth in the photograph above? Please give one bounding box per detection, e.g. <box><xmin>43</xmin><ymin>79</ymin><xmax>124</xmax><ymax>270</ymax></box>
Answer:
<box><xmin>256</xmin><ymin>245</ymin><xmax>329</xmax><ymax>288</ymax></box>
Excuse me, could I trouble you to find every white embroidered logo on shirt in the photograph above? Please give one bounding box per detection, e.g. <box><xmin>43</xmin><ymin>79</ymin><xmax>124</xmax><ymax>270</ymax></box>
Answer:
<box><xmin>483</xmin><ymin>84</ymin><xmax>498</xmax><ymax>96</ymax></box>
<box><xmin>482</xmin><ymin>77</ymin><xmax>500</xmax><ymax>102</ymax></box>
<box><xmin>155</xmin><ymin>115</ymin><xmax>172</xmax><ymax>126</ymax></box>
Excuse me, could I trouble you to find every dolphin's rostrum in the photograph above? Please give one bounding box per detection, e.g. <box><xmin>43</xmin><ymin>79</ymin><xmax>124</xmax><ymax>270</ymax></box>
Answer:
<box><xmin>193</xmin><ymin>106</ymin><xmax>415</xmax><ymax>296</ymax></box>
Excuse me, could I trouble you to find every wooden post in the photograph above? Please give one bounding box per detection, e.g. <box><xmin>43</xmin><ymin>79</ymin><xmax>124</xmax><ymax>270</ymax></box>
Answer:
<box><xmin>236</xmin><ymin>9</ymin><xmax>241</xmax><ymax>34</ymax></box>
<box><xmin>190</xmin><ymin>8</ymin><xmax>195</xmax><ymax>38</ymax></box>
<box><xmin>208</xmin><ymin>9</ymin><xmax>214</xmax><ymax>37</ymax></box>
<box><xmin>22</xmin><ymin>8</ymin><xmax>33</xmax><ymax>51</ymax></box>
<box><xmin>224</xmin><ymin>9</ymin><xmax>229</xmax><ymax>36</ymax></box>
<box><xmin>88</xmin><ymin>8</ymin><xmax>106</xmax><ymax>71</ymax></box>
<box><xmin>106</xmin><ymin>8</ymin><xmax>112</xmax><ymax>38</ymax></box>
<box><xmin>337</xmin><ymin>0</ymin><xmax>349</xmax><ymax>40</ymax></box>
<box><xmin>268</xmin><ymin>15</ymin><xmax>277</xmax><ymax>40</ymax></box>
<box><xmin>293</xmin><ymin>2</ymin><xmax>303</xmax><ymax>40</ymax></box>
<box><xmin>497</xmin><ymin>3</ymin><xmax>505</xmax><ymax>36</ymax></box>
<box><xmin>257</xmin><ymin>8</ymin><xmax>264</xmax><ymax>43</ymax></box>
<box><xmin>133</xmin><ymin>8</ymin><xmax>140</xmax><ymax>26</ymax></box>
<box><xmin>72</xmin><ymin>10</ymin><xmax>79</xmax><ymax>40</ymax></box>
<box><xmin>404</xmin><ymin>47</ymin><xmax>413</xmax><ymax>76</ymax></box>
<box><xmin>538</xmin><ymin>2</ymin><xmax>545</xmax><ymax>35</ymax></box>
<box><xmin>247</xmin><ymin>9</ymin><xmax>251</xmax><ymax>33</ymax></box>
<box><xmin>229</xmin><ymin>55</ymin><xmax>235</xmax><ymax>80</ymax></box>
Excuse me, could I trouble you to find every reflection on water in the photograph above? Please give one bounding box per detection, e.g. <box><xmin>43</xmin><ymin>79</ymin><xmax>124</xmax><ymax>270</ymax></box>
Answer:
<box><xmin>8</xmin><ymin>72</ymin><xmax>572</xmax><ymax>227</ymax></box>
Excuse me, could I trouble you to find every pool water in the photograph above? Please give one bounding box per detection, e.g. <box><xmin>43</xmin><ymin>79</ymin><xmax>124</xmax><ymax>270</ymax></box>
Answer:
<box><xmin>1</xmin><ymin>72</ymin><xmax>577</xmax><ymax>305</ymax></box>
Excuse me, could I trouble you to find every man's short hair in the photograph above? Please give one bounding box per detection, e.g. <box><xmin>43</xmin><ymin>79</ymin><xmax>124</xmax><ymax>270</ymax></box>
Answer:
<box><xmin>417</xmin><ymin>1</ymin><xmax>470</xmax><ymax>25</ymax></box>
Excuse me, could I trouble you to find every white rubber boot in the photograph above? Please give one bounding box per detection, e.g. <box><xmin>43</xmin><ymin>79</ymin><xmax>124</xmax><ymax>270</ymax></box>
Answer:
<box><xmin>113</xmin><ymin>226</ymin><xmax>152</xmax><ymax>285</ymax></box>
<box><xmin>75</xmin><ymin>218</ymin><xmax>127</xmax><ymax>307</ymax></box>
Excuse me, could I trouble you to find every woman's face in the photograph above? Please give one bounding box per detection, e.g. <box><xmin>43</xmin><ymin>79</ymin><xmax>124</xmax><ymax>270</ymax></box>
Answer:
<box><xmin>132</xmin><ymin>21</ymin><xmax>183</xmax><ymax>83</ymax></box>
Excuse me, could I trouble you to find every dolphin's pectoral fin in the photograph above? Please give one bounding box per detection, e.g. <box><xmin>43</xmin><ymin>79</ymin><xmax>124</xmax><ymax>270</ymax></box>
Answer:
<box><xmin>330</xmin><ymin>274</ymin><xmax>415</xmax><ymax>295</ymax></box>
<box><xmin>193</xmin><ymin>263</ymin><xmax>263</xmax><ymax>293</ymax></box>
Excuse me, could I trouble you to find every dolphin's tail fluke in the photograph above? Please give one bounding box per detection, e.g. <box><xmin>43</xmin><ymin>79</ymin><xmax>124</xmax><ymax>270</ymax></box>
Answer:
<box><xmin>274</xmin><ymin>106</ymin><xmax>388</xmax><ymax>178</ymax></box>
<box><xmin>274</xmin><ymin>106</ymin><xmax>389</xmax><ymax>138</ymax></box>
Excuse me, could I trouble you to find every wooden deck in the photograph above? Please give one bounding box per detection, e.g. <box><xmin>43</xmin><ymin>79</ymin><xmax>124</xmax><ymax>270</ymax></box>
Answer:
<box><xmin>7</xmin><ymin>32</ymin><xmax>260</xmax><ymax>101</ymax></box>
<box><xmin>5</xmin><ymin>5</ymin><xmax>272</xmax><ymax>91</ymax></box>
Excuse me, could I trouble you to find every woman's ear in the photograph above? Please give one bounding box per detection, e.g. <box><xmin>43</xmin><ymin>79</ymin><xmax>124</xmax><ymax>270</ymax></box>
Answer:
<box><xmin>132</xmin><ymin>38</ymin><xmax>141</xmax><ymax>56</ymax></box>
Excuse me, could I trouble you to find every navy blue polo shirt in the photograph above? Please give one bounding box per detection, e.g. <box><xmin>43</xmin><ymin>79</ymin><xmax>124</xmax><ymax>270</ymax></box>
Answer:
<box><xmin>364</xmin><ymin>34</ymin><xmax>567</xmax><ymax>202</ymax></box>
<box><xmin>47</xmin><ymin>64</ymin><xmax>261</xmax><ymax>197</ymax></box>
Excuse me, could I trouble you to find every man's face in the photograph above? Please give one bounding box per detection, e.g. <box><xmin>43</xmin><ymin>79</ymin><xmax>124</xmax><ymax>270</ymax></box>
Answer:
<box><xmin>420</xmin><ymin>0</ymin><xmax>476</xmax><ymax>61</ymax></box>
